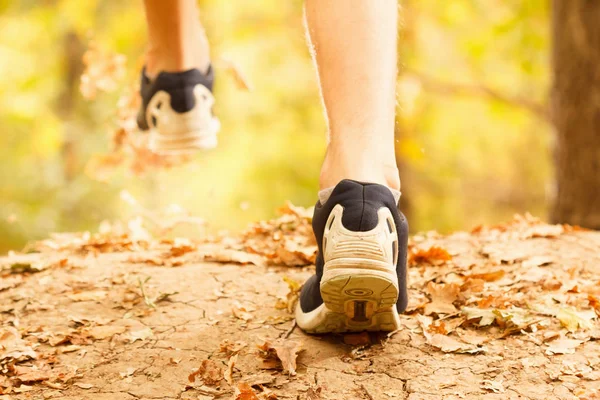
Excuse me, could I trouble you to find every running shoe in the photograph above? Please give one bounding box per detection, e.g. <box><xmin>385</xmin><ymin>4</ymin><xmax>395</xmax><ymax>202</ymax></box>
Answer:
<box><xmin>295</xmin><ymin>179</ymin><xmax>408</xmax><ymax>333</ymax></box>
<box><xmin>137</xmin><ymin>67</ymin><xmax>220</xmax><ymax>154</ymax></box>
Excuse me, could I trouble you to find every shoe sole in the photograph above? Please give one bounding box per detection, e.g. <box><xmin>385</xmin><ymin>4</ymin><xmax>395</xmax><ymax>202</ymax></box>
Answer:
<box><xmin>149</xmin><ymin>128</ymin><xmax>219</xmax><ymax>155</ymax></box>
<box><xmin>296</xmin><ymin>206</ymin><xmax>400</xmax><ymax>333</ymax></box>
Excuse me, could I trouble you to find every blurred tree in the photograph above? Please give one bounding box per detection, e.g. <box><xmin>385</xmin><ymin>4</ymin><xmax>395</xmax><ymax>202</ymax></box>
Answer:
<box><xmin>551</xmin><ymin>0</ymin><xmax>600</xmax><ymax>229</ymax></box>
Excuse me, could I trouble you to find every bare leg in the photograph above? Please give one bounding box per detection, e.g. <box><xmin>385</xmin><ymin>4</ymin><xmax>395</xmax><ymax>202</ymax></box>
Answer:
<box><xmin>143</xmin><ymin>0</ymin><xmax>211</xmax><ymax>78</ymax></box>
<box><xmin>305</xmin><ymin>0</ymin><xmax>400</xmax><ymax>191</ymax></box>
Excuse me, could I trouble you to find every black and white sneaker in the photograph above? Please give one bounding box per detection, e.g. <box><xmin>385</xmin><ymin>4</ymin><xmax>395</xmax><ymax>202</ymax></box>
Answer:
<box><xmin>295</xmin><ymin>179</ymin><xmax>408</xmax><ymax>333</ymax></box>
<box><xmin>137</xmin><ymin>67</ymin><xmax>220</xmax><ymax>154</ymax></box>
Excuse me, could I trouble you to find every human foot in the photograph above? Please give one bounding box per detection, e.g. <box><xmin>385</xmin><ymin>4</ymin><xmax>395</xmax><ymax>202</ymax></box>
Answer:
<box><xmin>137</xmin><ymin>67</ymin><xmax>220</xmax><ymax>154</ymax></box>
<box><xmin>295</xmin><ymin>179</ymin><xmax>408</xmax><ymax>333</ymax></box>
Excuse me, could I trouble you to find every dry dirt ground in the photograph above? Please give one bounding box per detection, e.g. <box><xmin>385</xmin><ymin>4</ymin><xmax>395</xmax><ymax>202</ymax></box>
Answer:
<box><xmin>1</xmin><ymin>207</ymin><xmax>600</xmax><ymax>400</ymax></box>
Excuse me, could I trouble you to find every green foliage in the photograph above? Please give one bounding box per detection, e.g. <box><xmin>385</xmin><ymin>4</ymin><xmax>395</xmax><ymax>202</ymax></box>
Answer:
<box><xmin>0</xmin><ymin>1</ymin><xmax>551</xmax><ymax>252</ymax></box>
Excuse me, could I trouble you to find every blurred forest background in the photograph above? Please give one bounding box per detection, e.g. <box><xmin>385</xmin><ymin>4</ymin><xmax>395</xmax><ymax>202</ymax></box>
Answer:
<box><xmin>0</xmin><ymin>0</ymin><xmax>559</xmax><ymax>252</ymax></box>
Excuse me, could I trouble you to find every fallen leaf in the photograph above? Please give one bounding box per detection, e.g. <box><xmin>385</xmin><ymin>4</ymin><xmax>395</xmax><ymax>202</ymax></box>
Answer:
<box><xmin>424</xmin><ymin>282</ymin><xmax>460</xmax><ymax>315</ymax></box>
<box><xmin>258</xmin><ymin>340</ymin><xmax>304</xmax><ymax>375</ymax></box>
<box><xmin>481</xmin><ymin>379</ymin><xmax>505</xmax><ymax>393</ymax></box>
<box><xmin>87</xmin><ymin>325</ymin><xmax>127</xmax><ymax>340</ymax></box>
<box><xmin>523</xmin><ymin>224</ymin><xmax>563</xmax><ymax>239</ymax></box>
<box><xmin>127</xmin><ymin>327</ymin><xmax>153</xmax><ymax>343</ymax></box>
<box><xmin>467</xmin><ymin>270</ymin><xmax>505</xmax><ymax>282</ymax></box>
<box><xmin>546</xmin><ymin>338</ymin><xmax>584</xmax><ymax>355</ymax></box>
<box><xmin>225</xmin><ymin>354</ymin><xmax>238</xmax><ymax>385</ymax></box>
<box><xmin>461</xmin><ymin>307</ymin><xmax>497</xmax><ymax>326</ymax></box>
<box><xmin>0</xmin><ymin>327</ymin><xmax>37</xmax><ymax>363</ymax></box>
<box><xmin>73</xmin><ymin>383</ymin><xmax>94</xmax><ymax>389</ymax></box>
<box><xmin>425</xmin><ymin>332</ymin><xmax>485</xmax><ymax>354</ymax></box>
<box><xmin>232</xmin><ymin>304</ymin><xmax>254</xmax><ymax>322</ymax></box>
<box><xmin>409</xmin><ymin>246</ymin><xmax>452</xmax><ymax>266</ymax></box>
<box><xmin>234</xmin><ymin>382</ymin><xmax>259</xmax><ymax>400</ymax></box>
<box><xmin>275</xmin><ymin>277</ymin><xmax>302</xmax><ymax>314</ymax></box>
<box><xmin>188</xmin><ymin>359</ymin><xmax>223</xmax><ymax>386</ymax></box>
<box><xmin>220</xmin><ymin>340</ymin><xmax>248</xmax><ymax>356</ymax></box>
<box><xmin>306</xmin><ymin>386</ymin><xmax>322</xmax><ymax>400</ymax></box>
<box><xmin>343</xmin><ymin>332</ymin><xmax>371</xmax><ymax>346</ymax></box>
<box><xmin>522</xmin><ymin>255</ymin><xmax>554</xmax><ymax>268</ymax></box>
<box><xmin>0</xmin><ymin>276</ymin><xmax>23</xmax><ymax>292</ymax></box>
<box><xmin>203</xmin><ymin>249</ymin><xmax>265</xmax><ymax>267</ymax></box>
<box><xmin>12</xmin><ymin>366</ymin><xmax>50</xmax><ymax>384</ymax></box>
<box><xmin>119</xmin><ymin>367</ymin><xmax>136</xmax><ymax>378</ymax></box>
<box><xmin>556</xmin><ymin>307</ymin><xmax>595</xmax><ymax>332</ymax></box>
<box><xmin>67</xmin><ymin>290</ymin><xmax>107</xmax><ymax>302</ymax></box>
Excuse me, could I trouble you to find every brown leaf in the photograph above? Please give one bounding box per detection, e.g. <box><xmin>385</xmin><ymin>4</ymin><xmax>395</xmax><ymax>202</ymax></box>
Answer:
<box><xmin>220</xmin><ymin>340</ymin><xmax>248</xmax><ymax>356</ymax></box>
<box><xmin>546</xmin><ymin>338</ymin><xmax>584</xmax><ymax>355</ymax></box>
<box><xmin>343</xmin><ymin>332</ymin><xmax>371</xmax><ymax>346</ymax></box>
<box><xmin>481</xmin><ymin>379</ymin><xmax>505</xmax><ymax>393</ymax></box>
<box><xmin>67</xmin><ymin>290</ymin><xmax>107</xmax><ymax>302</ymax></box>
<box><xmin>188</xmin><ymin>359</ymin><xmax>223</xmax><ymax>386</ymax></box>
<box><xmin>460</xmin><ymin>278</ymin><xmax>485</xmax><ymax>293</ymax></box>
<box><xmin>73</xmin><ymin>382</ymin><xmax>94</xmax><ymax>389</ymax></box>
<box><xmin>0</xmin><ymin>327</ymin><xmax>37</xmax><ymax>363</ymax></box>
<box><xmin>409</xmin><ymin>246</ymin><xmax>452</xmax><ymax>266</ymax></box>
<box><xmin>467</xmin><ymin>270</ymin><xmax>505</xmax><ymax>282</ymax></box>
<box><xmin>217</xmin><ymin>58</ymin><xmax>253</xmax><ymax>91</ymax></box>
<box><xmin>257</xmin><ymin>340</ymin><xmax>303</xmax><ymax>375</ymax></box>
<box><xmin>306</xmin><ymin>386</ymin><xmax>322</xmax><ymax>400</ymax></box>
<box><xmin>232</xmin><ymin>304</ymin><xmax>254</xmax><ymax>322</ymax></box>
<box><xmin>225</xmin><ymin>354</ymin><xmax>238</xmax><ymax>385</ymax></box>
<box><xmin>425</xmin><ymin>333</ymin><xmax>485</xmax><ymax>354</ymax></box>
<box><xmin>86</xmin><ymin>325</ymin><xmax>127</xmax><ymax>340</ymax></box>
<box><xmin>522</xmin><ymin>255</ymin><xmax>554</xmax><ymax>268</ymax></box>
<box><xmin>12</xmin><ymin>366</ymin><xmax>50</xmax><ymax>384</ymax></box>
<box><xmin>234</xmin><ymin>382</ymin><xmax>260</xmax><ymax>400</ymax></box>
<box><xmin>0</xmin><ymin>276</ymin><xmax>23</xmax><ymax>292</ymax></box>
<box><xmin>424</xmin><ymin>282</ymin><xmax>460</xmax><ymax>315</ymax></box>
<box><xmin>203</xmin><ymin>249</ymin><xmax>265</xmax><ymax>267</ymax></box>
<box><xmin>275</xmin><ymin>277</ymin><xmax>302</xmax><ymax>314</ymax></box>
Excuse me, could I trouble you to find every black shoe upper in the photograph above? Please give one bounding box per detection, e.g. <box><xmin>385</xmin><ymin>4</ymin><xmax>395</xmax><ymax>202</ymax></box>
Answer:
<box><xmin>137</xmin><ymin>66</ymin><xmax>215</xmax><ymax>130</ymax></box>
<box><xmin>299</xmin><ymin>179</ymin><xmax>409</xmax><ymax>313</ymax></box>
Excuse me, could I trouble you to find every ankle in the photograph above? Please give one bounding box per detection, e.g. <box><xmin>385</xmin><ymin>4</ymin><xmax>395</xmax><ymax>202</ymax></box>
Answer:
<box><xmin>319</xmin><ymin>146</ymin><xmax>401</xmax><ymax>191</ymax></box>
<box><xmin>145</xmin><ymin>31</ymin><xmax>210</xmax><ymax>78</ymax></box>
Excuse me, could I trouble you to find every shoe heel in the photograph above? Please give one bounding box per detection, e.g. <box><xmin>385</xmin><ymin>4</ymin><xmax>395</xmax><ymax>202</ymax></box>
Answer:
<box><xmin>146</xmin><ymin>85</ymin><xmax>220</xmax><ymax>154</ymax></box>
<box><xmin>316</xmin><ymin>204</ymin><xmax>401</xmax><ymax>332</ymax></box>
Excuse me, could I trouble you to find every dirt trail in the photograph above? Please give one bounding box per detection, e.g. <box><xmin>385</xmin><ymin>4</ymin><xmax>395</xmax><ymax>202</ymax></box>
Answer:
<box><xmin>1</xmin><ymin>209</ymin><xmax>600</xmax><ymax>400</ymax></box>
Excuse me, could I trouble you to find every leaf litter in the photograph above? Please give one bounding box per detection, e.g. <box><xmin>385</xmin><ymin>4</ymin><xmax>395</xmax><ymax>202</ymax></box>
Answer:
<box><xmin>1</xmin><ymin>207</ymin><xmax>599</xmax><ymax>398</ymax></box>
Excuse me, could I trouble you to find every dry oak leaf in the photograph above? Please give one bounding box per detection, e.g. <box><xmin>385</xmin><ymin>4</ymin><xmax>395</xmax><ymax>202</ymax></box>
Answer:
<box><xmin>234</xmin><ymin>382</ymin><xmax>259</xmax><ymax>400</ymax></box>
<box><xmin>232</xmin><ymin>304</ymin><xmax>254</xmax><ymax>322</ymax></box>
<box><xmin>0</xmin><ymin>327</ymin><xmax>37</xmax><ymax>363</ymax></box>
<box><xmin>424</xmin><ymin>332</ymin><xmax>485</xmax><ymax>354</ymax></box>
<box><xmin>86</xmin><ymin>325</ymin><xmax>127</xmax><ymax>340</ymax></box>
<box><xmin>424</xmin><ymin>282</ymin><xmax>460</xmax><ymax>315</ymax></box>
<box><xmin>466</xmin><ymin>270</ymin><xmax>505</xmax><ymax>282</ymax></box>
<box><xmin>257</xmin><ymin>340</ymin><xmax>304</xmax><ymax>375</ymax></box>
<box><xmin>203</xmin><ymin>249</ymin><xmax>265</xmax><ymax>267</ymax></box>
<box><xmin>188</xmin><ymin>359</ymin><xmax>223</xmax><ymax>386</ymax></box>
<box><xmin>556</xmin><ymin>308</ymin><xmax>595</xmax><ymax>332</ymax></box>
<box><xmin>127</xmin><ymin>327</ymin><xmax>153</xmax><ymax>343</ymax></box>
<box><xmin>546</xmin><ymin>338</ymin><xmax>584</xmax><ymax>355</ymax></box>
<box><xmin>409</xmin><ymin>246</ymin><xmax>452</xmax><ymax>266</ymax></box>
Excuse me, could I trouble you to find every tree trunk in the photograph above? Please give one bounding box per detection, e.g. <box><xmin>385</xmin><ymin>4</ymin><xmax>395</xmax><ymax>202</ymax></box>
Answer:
<box><xmin>551</xmin><ymin>0</ymin><xmax>600</xmax><ymax>229</ymax></box>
